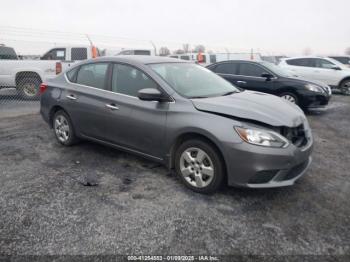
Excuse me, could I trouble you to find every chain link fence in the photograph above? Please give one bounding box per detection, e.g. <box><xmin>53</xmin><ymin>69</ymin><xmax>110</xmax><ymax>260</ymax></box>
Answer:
<box><xmin>0</xmin><ymin>26</ymin><xmax>272</xmax><ymax>118</ymax></box>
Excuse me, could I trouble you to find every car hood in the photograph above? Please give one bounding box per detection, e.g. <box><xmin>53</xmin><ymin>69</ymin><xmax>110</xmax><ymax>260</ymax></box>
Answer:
<box><xmin>191</xmin><ymin>91</ymin><xmax>305</xmax><ymax>127</ymax></box>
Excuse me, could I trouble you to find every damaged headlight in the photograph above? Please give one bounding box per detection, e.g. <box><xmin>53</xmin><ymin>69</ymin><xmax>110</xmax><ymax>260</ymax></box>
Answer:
<box><xmin>235</xmin><ymin>127</ymin><xmax>289</xmax><ymax>148</ymax></box>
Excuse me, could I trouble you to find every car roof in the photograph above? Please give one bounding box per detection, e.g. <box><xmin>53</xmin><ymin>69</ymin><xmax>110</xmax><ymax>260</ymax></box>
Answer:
<box><xmin>282</xmin><ymin>56</ymin><xmax>329</xmax><ymax>60</ymax></box>
<box><xmin>91</xmin><ymin>55</ymin><xmax>189</xmax><ymax>65</ymax></box>
<box><xmin>209</xmin><ymin>60</ymin><xmax>265</xmax><ymax>65</ymax></box>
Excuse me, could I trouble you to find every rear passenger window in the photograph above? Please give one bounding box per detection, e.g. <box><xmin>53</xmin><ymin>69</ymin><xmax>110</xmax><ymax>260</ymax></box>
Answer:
<box><xmin>76</xmin><ymin>63</ymin><xmax>109</xmax><ymax>89</ymax></box>
<box><xmin>112</xmin><ymin>64</ymin><xmax>158</xmax><ymax>97</ymax></box>
<box><xmin>239</xmin><ymin>63</ymin><xmax>267</xmax><ymax>77</ymax></box>
<box><xmin>215</xmin><ymin>63</ymin><xmax>238</xmax><ymax>74</ymax></box>
<box><xmin>180</xmin><ymin>55</ymin><xmax>190</xmax><ymax>60</ymax></box>
<box><xmin>286</xmin><ymin>58</ymin><xmax>314</xmax><ymax>67</ymax></box>
<box><xmin>71</xmin><ymin>48</ymin><xmax>87</xmax><ymax>60</ymax></box>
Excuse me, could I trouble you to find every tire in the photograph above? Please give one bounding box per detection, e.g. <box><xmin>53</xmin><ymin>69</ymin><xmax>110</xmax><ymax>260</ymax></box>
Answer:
<box><xmin>53</xmin><ymin>110</ymin><xmax>78</xmax><ymax>146</ymax></box>
<box><xmin>279</xmin><ymin>92</ymin><xmax>299</xmax><ymax>105</ymax></box>
<box><xmin>174</xmin><ymin>139</ymin><xmax>225</xmax><ymax>194</ymax></box>
<box><xmin>339</xmin><ymin>79</ymin><xmax>350</xmax><ymax>95</ymax></box>
<box><xmin>17</xmin><ymin>77</ymin><xmax>41</xmax><ymax>100</ymax></box>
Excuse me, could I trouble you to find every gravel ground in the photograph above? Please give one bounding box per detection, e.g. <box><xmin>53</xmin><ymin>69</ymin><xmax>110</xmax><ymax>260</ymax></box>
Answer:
<box><xmin>0</xmin><ymin>95</ymin><xmax>349</xmax><ymax>258</ymax></box>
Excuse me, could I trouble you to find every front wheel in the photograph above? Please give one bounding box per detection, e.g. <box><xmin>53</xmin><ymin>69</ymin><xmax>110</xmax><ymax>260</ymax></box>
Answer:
<box><xmin>339</xmin><ymin>80</ymin><xmax>350</xmax><ymax>95</ymax></box>
<box><xmin>279</xmin><ymin>92</ymin><xmax>299</xmax><ymax>105</ymax></box>
<box><xmin>175</xmin><ymin>139</ymin><xmax>224</xmax><ymax>194</ymax></box>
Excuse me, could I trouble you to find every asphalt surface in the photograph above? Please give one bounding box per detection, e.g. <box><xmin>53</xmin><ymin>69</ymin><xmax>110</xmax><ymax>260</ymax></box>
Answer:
<box><xmin>0</xmin><ymin>95</ymin><xmax>349</xmax><ymax>257</ymax></box>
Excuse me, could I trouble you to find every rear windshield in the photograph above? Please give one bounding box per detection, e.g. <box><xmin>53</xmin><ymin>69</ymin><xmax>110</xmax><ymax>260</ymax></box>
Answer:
<box><xmin>0</xmin><ymin>47</ymin><xmax>18</xmax><ymax>60</ymax></box>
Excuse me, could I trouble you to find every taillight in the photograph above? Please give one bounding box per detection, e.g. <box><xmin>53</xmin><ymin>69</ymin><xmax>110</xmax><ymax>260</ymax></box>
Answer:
<box><xmin>39</xmin><ymin>83</ymin><xmax>48</xmax><ymax>94</ymax></box>
<box><xmin>56</xmin><ymin>62</ymin><xmax>62</xmax><ymax>75</ymax></box>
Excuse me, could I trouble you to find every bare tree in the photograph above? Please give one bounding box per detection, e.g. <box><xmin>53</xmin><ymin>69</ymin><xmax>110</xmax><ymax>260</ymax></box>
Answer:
<box><xmin>345</xmin><ymin>47</ymin><xmax>350</xmax><ymax>55</ymax></box>
<box><xmin>194</xmin><ymin>44</ymin><xmax>206</xmax><ymax>53</ymax></box>
<box><xmin>174</xmin><ymin>49</ymin><xmax>185</xmax><ymax>55</ymax></box>
<box><xmin>182</xmin><ymin>43</ymin><xmax>190</xmax><ymax>53</ymax></box>
<box><xmin>159</xmin><ymin>46</ymin><xmax>170</xmax><ymax>56</ymax></box>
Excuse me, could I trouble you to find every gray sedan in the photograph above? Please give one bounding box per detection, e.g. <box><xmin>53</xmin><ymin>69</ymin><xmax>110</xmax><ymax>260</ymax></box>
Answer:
<box><xmin>40</xmin><ymin>56</ymin><xmax>313</xmax><ymax>193</ymax></box>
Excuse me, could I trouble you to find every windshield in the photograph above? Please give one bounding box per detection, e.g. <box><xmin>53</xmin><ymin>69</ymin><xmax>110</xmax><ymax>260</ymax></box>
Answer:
<box><xmin>260</xmin><ymin>61</ymin><xmax>295</xmax><ymax>77</ymax></box>
<box><xmin>149</xmin><ymin>63</ymin><xmax>240</xmax><ymax>98</ymax></box>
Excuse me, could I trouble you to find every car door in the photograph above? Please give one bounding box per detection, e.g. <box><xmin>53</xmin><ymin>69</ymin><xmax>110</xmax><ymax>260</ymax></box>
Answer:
<box><xmin>312</xmin><ymin>58</ymin><xmax>342</xmax><ymax>86</ymax></box>
<box><xmin>234</xmin><ymin>62</ymin><xmax>275</xmax><ymax>93</ymax></box>
<box><xmin>62</xmin><ymin>62</ymin><xmax>133</xmax><ymax>143</ymax></box>
<box><xmin>283</xmin><ymin>58</ymin><xmax>316</xmax><ymax>80</ymax></box>
<box><xmin>213</xmin><ymin>62</ymin><xmax>240</xmax><ymax>85</ymax></box>
<box><xmin>108</xmin><ymin>63</ymin><xmax>168</xmax><ymax>159</ymax></box>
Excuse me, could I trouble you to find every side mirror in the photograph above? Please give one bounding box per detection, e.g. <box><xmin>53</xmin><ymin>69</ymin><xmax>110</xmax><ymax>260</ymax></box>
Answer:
<box><xmin>138</xmin><ymin>88</ymin><xmax>170</xmax><ymax>102</ymax></box>
<box><xmin>261</xmin><ymin>73</ymin><xmax>274</xmax><ymax>80</ymax></box>
<box><xmin>331</xmin><ymin>66</ymin><xmax>342</xmax><ymax>70</ymax></box>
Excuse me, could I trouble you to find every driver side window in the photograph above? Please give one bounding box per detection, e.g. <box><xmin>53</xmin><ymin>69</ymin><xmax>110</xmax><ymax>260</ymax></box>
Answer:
<box><xmin>111</xmin><ymin>64</ymin><xmax>158</xmax><ymax>97</ymax></box>
<box><xmin>41</xmin><ymin>48</ymin><xmax>66</xmax><ymax>60</ymax></box>
<box><xmin>239</xmin><ymin>63</ymin><xmax>269</xmax><ymax>77</ymax></box>
<box><xmin>315</xmin><ymin>59</ymin><xmax>335</xmax><ymax>69</ymax></box>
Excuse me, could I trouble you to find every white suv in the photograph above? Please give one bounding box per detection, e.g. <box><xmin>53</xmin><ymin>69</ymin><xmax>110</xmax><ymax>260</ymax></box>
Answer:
<box><xmin>279</xmin><ymin>57</ymin><xmax>350</xmax><ymax>95</ymax></box>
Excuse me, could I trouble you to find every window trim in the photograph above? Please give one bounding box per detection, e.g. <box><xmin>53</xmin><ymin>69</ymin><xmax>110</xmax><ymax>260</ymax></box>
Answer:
<box><xmin>65</xmin><ymin>61</ymin><xmax>175</xmax><ymax>102</ymax></box>
<box><xmin>212</xmin><ymin>62</ymin><xmax>277</xmax><ymax>79</ymax></box>
<box><xmin>110</xmin><ymin>62</ymin><xmax>174</xmax><ymax>101</ymax></box>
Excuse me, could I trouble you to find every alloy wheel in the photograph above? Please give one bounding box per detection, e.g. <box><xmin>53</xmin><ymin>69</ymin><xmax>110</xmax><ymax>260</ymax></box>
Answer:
<box><xmin>281</xmin><ymin>94</ymin><xmax>296</xmax><ymax>104</ymax></box>
<box><xmin>179</xmin><ymin>147</ymin><xmax>214</xmax><ymax>188</ymax></box>
<box><xmin>23</xmin><ymin>82</ymin><xmax>38</xmax><ymax>97</ymax></box>
<box><xmin>54</xmin><ymin>115</ymin><xmax>70</xmax><ymax>143</ymax></box>
<box><xmin>341</xmin><ymin>81</ymin><xmax>350</xmax><ymax>95</ymax></box>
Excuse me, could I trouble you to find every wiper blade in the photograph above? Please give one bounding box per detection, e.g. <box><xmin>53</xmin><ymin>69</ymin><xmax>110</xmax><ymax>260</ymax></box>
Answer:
<box><xmin>190</xmin><ymin>96</ymin><xmax>209</xmax><ymax>99</ymax></box>
<box><xmin>221</xmin><ymin>91</ymin><xmax>237</xmax><ymax>96</ymax></box>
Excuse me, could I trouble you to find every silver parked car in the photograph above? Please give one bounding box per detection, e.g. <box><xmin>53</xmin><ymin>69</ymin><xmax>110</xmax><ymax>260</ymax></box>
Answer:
<box><xmin>40</xmin><ymin>56</ymin><xmax>313</xmax><ymax>193</ymax></box>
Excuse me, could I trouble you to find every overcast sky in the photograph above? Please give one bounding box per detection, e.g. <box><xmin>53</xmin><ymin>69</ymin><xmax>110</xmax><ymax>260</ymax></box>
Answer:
<box><xmin>1</xmin><ymin>0</ymin><xmax>350</xmax><ymax>55</ymax></box>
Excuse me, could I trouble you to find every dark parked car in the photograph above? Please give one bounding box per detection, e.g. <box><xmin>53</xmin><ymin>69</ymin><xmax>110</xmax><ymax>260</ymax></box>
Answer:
<box><xmin>40</xmin><ymin>56</ymin><xmax>313</xmax><ymax>193</ymax></box>
<box><xmin>207</xmin><ymin>60</ymin><xmax>331</xmax><ymax>109</ymax></box>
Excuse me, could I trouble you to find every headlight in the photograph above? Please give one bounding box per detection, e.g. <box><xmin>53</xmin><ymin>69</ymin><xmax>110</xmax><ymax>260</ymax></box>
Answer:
<box><xmin>305</xmin><ymin>83</ymin><xmax>324</xmax><ymax>93</ymax></box>
<box><xmin>235</xmin><ymin>127</ymin><xmax>289</xmax><ymax>148</ymax></box>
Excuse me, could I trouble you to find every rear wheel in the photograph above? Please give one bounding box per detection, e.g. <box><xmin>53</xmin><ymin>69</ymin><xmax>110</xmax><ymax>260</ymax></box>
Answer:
<box><xmin>339</xmin><ymin>79</ymin><xmax>350</xmax><ymax>95</ymax></box>
<box><xmin>279</xmin><ymin>92</ymin><xmax>299</xmax><ymax>105</ymax></box>
<box><xmin>175</xmin><ymin>139</ymin><xmax>224</xmax><ymax>194</ymax></box>
<box><xmin>53</xmin><ymin>110</ymin><xmax>78</xmax><ymax>146</ymax></box>
<box><xmin>17</xmin><ymin>77</ymin><xmax>41</xmax><ymax>100</ymax></box>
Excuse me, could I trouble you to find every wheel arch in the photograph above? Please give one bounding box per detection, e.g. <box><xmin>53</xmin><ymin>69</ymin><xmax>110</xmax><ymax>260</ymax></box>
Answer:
<box><xmin>338</xmin><ymin>76</ymin><xmax>350</xmax><ymax>87</ymax></box>
<box><xmin>48</xmin><ymin>105</ymin><xmax>69</xmax><ymax>128</ymax></box>
<box><xmin>15</xmin><ymin>71</ymin><xmax>42</xmax><ymax>86</ymax></box>
<box><xmin>168</xmin><ymin>132</ymin><xmax>228</xmax><ymax>183</ymax></box>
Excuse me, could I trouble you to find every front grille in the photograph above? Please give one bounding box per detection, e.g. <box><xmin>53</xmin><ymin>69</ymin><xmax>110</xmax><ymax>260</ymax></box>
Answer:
<box><xmin>280</xmin><ymin>124</ymin><xmax>308</xmax><ymax>148</ymax></box>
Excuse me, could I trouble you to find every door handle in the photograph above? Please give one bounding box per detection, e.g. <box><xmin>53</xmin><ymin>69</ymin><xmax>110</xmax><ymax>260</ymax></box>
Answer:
<box><xmin>236</xmin><ymin>81</ymin><xmax>247</xmax><ymax>84</ymax></box>
<box><xmin>105</xmin><ymin>103</ymin><xmax>119</xmax><ymax>110</ymax></box>
<box><xmin>66</xmin><ymin>94</ymin><xmax>77</xmax><ymax>100</ymax></box>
